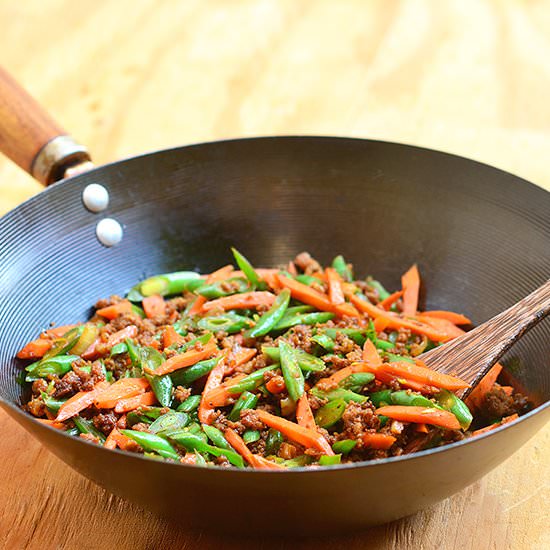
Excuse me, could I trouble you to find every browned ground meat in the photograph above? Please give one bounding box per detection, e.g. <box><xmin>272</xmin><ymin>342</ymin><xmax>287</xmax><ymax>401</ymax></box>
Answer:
<box><xmin>341</xmin><ymin>402</ymin><xmax>380</xmax><ymax>442</ymax></box>
<box><xmin>174</xmin><ymin>386</ymin><xmax>191</xmax><ymax>403</ymax></box>
<box><xmin>294</xmin><ymin>252</ymin><xmax>322</xmax><ymax>274</ymax></box>
<box><xmin>240</xmin><ymin>409</ymin><xmax>264</xmax><ymax>431</ymax></box>
<box><xmin>482</xmin><ymin>386</ymin><xmax>530</xmax><ymax>419</ymax></box>
<box><xmin>93</xmin><ymin>412</ymin><xmax>117</xmax><ymax>435</ymax></box>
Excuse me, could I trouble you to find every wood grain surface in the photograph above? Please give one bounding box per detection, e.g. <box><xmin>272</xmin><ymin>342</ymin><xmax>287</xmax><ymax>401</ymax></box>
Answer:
<box><xmin>1</xmin><ymin>1</ymin><xmax>549</xmax><ymax>548</ymax></box>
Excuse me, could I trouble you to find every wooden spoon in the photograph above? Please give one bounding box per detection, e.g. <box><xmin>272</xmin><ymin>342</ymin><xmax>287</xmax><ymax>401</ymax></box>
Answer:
<box><xmin>419</xmin><ymin>279</ymin><xmax>550</xmax><ymax>395</ymax></box>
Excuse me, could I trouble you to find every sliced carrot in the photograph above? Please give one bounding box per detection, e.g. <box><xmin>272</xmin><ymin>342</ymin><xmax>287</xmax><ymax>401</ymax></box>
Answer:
<box><xmin>106</xmin><ymin>325</ymin><xmax>138</xmax><ymax>348</ymax></box>
<box><xmin>162</xmin><ymin>326</ymin><xmax>185</xmax><ymax>348</ymax></box>
<box><xmin>362</xmin><ymin>432</ymin><xmax>396</xmax><ymax>449</ymax></box>
<box><xmin>472</xmin><ymin>413</ymin><xmax>519</xmax><ymax>436</ymax></box>
<box><xmin>202</xmin><ymin>291</ymin><xmax>276</xmax><ymax>312</ymax></box>
<box><xmin>114</xmin><ymin>391</ymin><xmax>156</xmax><ymax>413</ymax></box>
<box><xmin>401</xmin><ymin>264</ymin><xmax>420</xmax><ymax>316</ymax></box>
<box><xmin>376</xmin><ymin>405</ymin><xmax>461</xmax><ymax>430</ymax></box>
<box><xmin>225</xmin><ymin>428</ymin><xmax>284</xmax><ymax>469</ymax></box>
<box><xmin>42</xmin><ymin>324</ymin><xmax>79</xmax><ymax>339</ymax></box>
<box><xmin>256</xmin><ymin>409</ymin><xmax>334</xmax><ymax>455</ymax></box>
<box><xmin>296</xmin><ymin>394</ymin><xmax>317</xmax><ymax>431</ymax></box>
<box><xmin>17</xmin><ymin>338</ymin><xmax>52</xmax><ymax>359</ymax></box>
<box><xmin>415</xmin><ymin>423</ymin><xmax>429</xmax><ymax>433</ymax></box>
<box><xmin>379</xmin><ymin>290</ymin><xmax>404</xmax><ymax>310</ymax></box>
<box><xmin>260</xmin><ymin>271</ymin><xmax>282</xmax><ymax>291</ymax></box>
<box><xmin>500</xmin><ymin>385</ymin><xmax>514</xmax><ymax>396</ymax></box>
<box><xmin>80</xmin><ymin>338</ymin><xmax>100</xmax><ymax>360</ymax></box>
<box><xmin>465</xmin><ymin>363</ymin><xmax>503</xmax><ymax>411</ymax></box>
<box><xmin>36</xmin><ymin>419</ymin><xmax>66</xmax><ymax>429</ymax></box>
<box><xmin>326</xmin><ymin>268</ymin><xmax>345</xmax><ymax>305</ymax></box>
<box><xmin>224</xmin><ymin>346</ymin><xmax>257</xmax><ymax>375</ymax></box>
<box><xmin>187</xmin><ymin>295</ymin><xmax>207</xmax><ymax>316</ymax></box>
<box><xmin>95</xmin><ymin>378</ymin><xmax>150</xmax><ymax>409</ymax></box>
<box><xmin>206</xmin><ymin>264</ymin><xmax>235</xmax><ymax>282</ymax></box>
<box><xmin>198</xmin><ymin>355</ymin><xmax>227</xmax><ymax>424</ymax></box>
<box><xmin>150</xmin><ymin>340</ymin><xmax>218</xmax><ymax>376</ymax></box>
<box><xmin>347</xmin><ymin>293</ymin><xmax>450</xmax><ymax>342</ymax></box>
<box><xmin>201</xmin><ymin>373</ymin><xmax>247</xmax><ymax>408</ymax></box>
<box><xmin>277</xmin><ymin>275</ymin><xmax>360</xmax><ymax>318</ymax></box>
<box><xmin>56</xmin><ymin>381</ymin><xmax>110</xmax><ymax>422</ymax></box>
<box><xmin>359</xmin><ymin>361</ymin><xmax>437</xmax><ymax>393</ymax></box>
<box><xmin>421</xmin><ymin>310</ymin><xmax>472</xmax><ymax>325</ymax></box>
<box><xmin>373</xmin><ymin>317</ymin><xmax>390</xmax><ymax>332</ymax></box>
<box><xmin>416</xmin><ymin>315</ymin><xmax>465</xmax><ymax>339</ymax></box>
<box><xmin>142</xmin><ymin>294</ymin><xmax>166</xmax><ymax>319</ymax></box>
<box><xmin>379</xmin><ymin>360</ymin><xmax>469</xmax><ymax>391</ymax></box>
<box><xmin>266</xmin><ymin>375</ymin><xmax>286</xmax><ymax>394</ymax></box>
<box><xmin>286</xmin><ymin>262</ymin><xmax>298</xmax><ymax>276</ymax></box>
<box><xmin>104</xmin><ymin>428</ymin><xmax>119</xmax><ymax>449</ymax></box>
<box><xmin>111</xmin><ymin>429</ymin><xmax>138</xmax><ymax>451</ymax></box>
<box><xmin>362</xmin><ymin>339</ymin><xmax>382</xmax><ymax>365</ymax></box>
<box><xmin>96</xmin><ymin>300</ymin><xmax>133</xmax><ymax>320</ymax></box>
<box><xmin>316</xmin><ymin>362</ymin><xmax>374</xmax><ymax>391</ymax></box>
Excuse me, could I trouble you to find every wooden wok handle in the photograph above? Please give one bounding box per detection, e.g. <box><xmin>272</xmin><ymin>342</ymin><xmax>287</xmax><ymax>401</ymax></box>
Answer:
<box><xmin>0</xmin><ymin>66</ymin><xmax>91</xmax><ymax>185</ymax></box>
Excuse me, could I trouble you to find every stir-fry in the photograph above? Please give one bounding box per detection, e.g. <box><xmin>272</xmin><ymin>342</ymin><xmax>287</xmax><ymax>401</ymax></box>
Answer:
<box><xmin>17</xmin><ymin>250</ymin><xmax>531</xmax><ymax>468</ymax></box>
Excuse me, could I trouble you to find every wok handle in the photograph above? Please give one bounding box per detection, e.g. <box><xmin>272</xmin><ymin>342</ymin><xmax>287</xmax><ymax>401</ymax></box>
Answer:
<box><xmin>0</xmin><ymin>66</ymin><xmax>92</xmax><ymax>185</ymax></box>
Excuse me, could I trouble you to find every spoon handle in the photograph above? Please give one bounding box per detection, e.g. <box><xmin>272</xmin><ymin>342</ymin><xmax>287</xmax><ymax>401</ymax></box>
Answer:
<box><xmin>420</xmin><ymin>279</ymin><xmax>550</xmax><ymax>391</ymax></box>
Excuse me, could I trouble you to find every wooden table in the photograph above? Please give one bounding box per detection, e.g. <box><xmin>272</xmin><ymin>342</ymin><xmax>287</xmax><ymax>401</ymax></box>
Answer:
<box><xmin>1</xmin><ymin>1</ymin><xmax>549</xmax><ymax>548</ymax></box>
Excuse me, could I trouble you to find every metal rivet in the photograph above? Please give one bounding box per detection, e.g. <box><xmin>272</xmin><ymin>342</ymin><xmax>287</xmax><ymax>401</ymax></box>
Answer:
<box><xmin>83</xmin><ymin>183</ymin><xmax>109</xmax><ymax>212</ymax></box>
<box><xmin>96</xmin><ymin>218</ymin><xmax>123</xmax><ymax>247</ymax></box>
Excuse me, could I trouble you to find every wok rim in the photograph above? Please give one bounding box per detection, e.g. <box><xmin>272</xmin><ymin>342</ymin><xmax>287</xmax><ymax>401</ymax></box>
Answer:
<box><xmin>1</xmin><ymin>134</ymin><xmax>548</xmax><ymax>475</ymax></box>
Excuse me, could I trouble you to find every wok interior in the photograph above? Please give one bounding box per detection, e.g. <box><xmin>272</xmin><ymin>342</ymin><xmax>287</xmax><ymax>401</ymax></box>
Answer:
<box><xmin>1</xmin><ymin>137</ymin><xmax>549</xmax><ymax>409</ymax></box>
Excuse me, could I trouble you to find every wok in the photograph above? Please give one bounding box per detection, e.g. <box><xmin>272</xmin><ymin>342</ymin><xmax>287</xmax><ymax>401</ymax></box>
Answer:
<box><xmin>0</xmin><ymin>68</ymin><xmax>548</xmax><ymax>535</ymax></box>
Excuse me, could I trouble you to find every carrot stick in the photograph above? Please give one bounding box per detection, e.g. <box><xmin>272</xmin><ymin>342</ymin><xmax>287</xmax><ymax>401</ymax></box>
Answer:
<box><xmin>465</xmin><ymin>363</ymin><xmax>503</xmax><ymax>411</ymax></box>
<box><xmin>42</xmin><ymin>324</ymin><xmax>79</xmax><ymax>339</ymax></box>
<box><xmin>56</xmin><ymin>381</ymin><xmax>110</xmax><ymax>422</ymax></box>
<box><xmin>373</xmin><ymin>317</ymin><xmax>390</xmax><ymax>332</ymax></box>
<box><xmin>500</xmin><ymin>386</ymin><xmax>514</xmax><ymax>396</ymax></box>
<box><xmin>36</xmin><ymin>419</ymin><xmax>66</xmax><ymax>429</ymax></box>
<box><xmin>296</xmin><ymin>394</ymin><xmax>317</xmax><ymax>431</ymax></box>
<box><xmin>325</xmin><ymin>268</ymin><xmax>345</xmax><ymax>305</ymax></box>
<box><xmin>162</xmin><ymin>326</ymin><xmax>185</xmax><ymax>348</ymax></box>
<box><xmin>277</xmin><ymin>275</ymin><xmax>360</xmax><ymax>318</ymax></box>
<box><xmin>472</xmin><ymin>413</ymin><xmax>518</xmax><ymax>436</ymax></box>
<box><xmin>421</xmin><ymin>310</ymin><xmax>472</xmax><ymax>325</ymax></box>
<box><xmin>142</xmin><ymin>294</ymin><xmax>166</xmax><ymax>319</ymax></box>
<box><xmin>17</xmin><ymin>338</ymin><xmax>52</xmax><ymax>359</ymax></box>
<box><xmin>415</xmin><ymin>315</ymin><xmax>465</xmax><ymax>339</ymax></box>
<box><xmin>111</xmin><ymin>429</ymin><xmax>138</xmax><ymax>451</ymax></box>
<box><xmin>224</xmin><ymin>428</ymin><xmax>284</xmax><ymax>469</ymax></box>
<box><xmin>104</xmin><ymin>428</ymin><xmax>119</xmax><ymax>449</ymax></box>
<box><xmin>256</xmin><ymin>409</ymin><xmax>334</xmax><ymax>455</ymax></box>
<box><xmin>206</xmin><ymin>264</ymin><xmax>235</xmax><ymax>282</ymax></box>
<box><xmin>376</xmin><ymin>405</ymin><xmax>461</xmax><ymax>430</ymax></box>
<box><xmin>202</xmin><ymin>291</ymin><xmax>276</xmax><ymax>312</ymax></box>
<box><xmin>359</xmin><ymin>361</ymin><xmax>437</xmax><ymax>393</ymax></box>
<box><xmin>198</xmin><ymin>355</ymin><xmax>227</xmax><ymax>424</ymax></box>
<box><xmin>201</xmin><ymin>374</ymin><xmax>247</xmax><ymax>407</ymax></box>
<box><xmin>362</xmin><ymin>339</ymin><xmax>382</xmax><ymax>365</ymax></box>
<box><xmin>224</xmin><ymin>346</ymin><xmax>257</xmax><ymax>375</ymax></box>
<box><xmin>106</xmin><ymin>325</ymin><xmax>138</xmax><ymax>348</ymax></box>
<box><xmin>347</xmin><ymin>293</ymin><xmax>450</xmax><ymax>342</ymax></box>
<box><xmin>187</xmin><ymin>295</ymin><xmax>207</xmax><ymax>316</ymax></box>
<box><xmin>265</xmin><ymin>375</ymin><xmax>286</xmax><ymax>394</ymax></box>
<box><xmin>96</xmin><ymin>300</ymin><xmax>133</xmax><ymax>320</ymax></box>
<box><xmin>379</xmin><ymin>360</ymin><xmax>469</xmax><ymax>391</ymax></box>
<box><xmin>95</xmin><ymin>378</ymin><xmax>150</xmax><ymax>409</ymax></box>
<box><xmin>150</xmin><ymin>340</ymin><xmax>218</xmax><ymax>376</ymax></box>
<box><xmin>316</xmin><ymin>362</ymin><xmax>374</xmax><ymax>391</ymax></box>
<box><xmin>401</xmin><ymin>264</ymin><xmax>420</xmax><ymax>316</ymax></box>
<box><xmin>114</xmin><ymin>391</ymin><xmax>157</xmax><ymax>413</ymax></box>
<box><xmin>379</xmin><ymin>290</ymin><xmax>404</xmax><ymax>310</ymax></box>
<box><xmin>415</xmin><ymin>423</ymin><xmax>429</xmax><ymax>433</ymax></box>
<box><xmin>362</xmin><ymin>432</ymin><xmax>396</xmax><ymax>449</ymax></box>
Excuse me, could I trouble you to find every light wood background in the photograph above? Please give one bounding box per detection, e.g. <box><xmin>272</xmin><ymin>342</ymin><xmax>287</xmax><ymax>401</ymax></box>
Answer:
<box><xmin>1</xmin><ymin>1</ymin><xmax>549</xmax><ymax>548</ymax></box>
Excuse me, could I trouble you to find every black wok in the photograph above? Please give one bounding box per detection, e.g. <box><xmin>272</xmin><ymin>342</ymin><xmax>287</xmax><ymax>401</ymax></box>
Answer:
<box><xmin>0</xmin><ymin>68</ymin><xmax>548</xmax><ymax>535</ymax></box>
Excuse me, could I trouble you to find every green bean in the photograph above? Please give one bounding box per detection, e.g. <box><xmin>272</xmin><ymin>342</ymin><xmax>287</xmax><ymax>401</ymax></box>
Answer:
<box><xmin>127</xmin><ymin>271</ymin><xmax>202</xmax><ymax>301</ymax></box>
<box><xmin>243</xmin><ymin>430</ymin><xmax>261</xmax><ymax>444</ymax></box>
<box><xmin>126</xmin><ymin>406</ymin><xmax>165</xmax><ymax>426</ymax></box>
<box><xmin>311</xmin><ymin>333</ymin><xmax>335</xmax><ymax>352</ymax></box>
<box><xmin>202</xmin><ymin>425</ymin><xmax>232</xmax><ymax>450</ymax></box>
<box><xmin>176</xmin><ymin>333</ymin><xmax>213</xmax><ymax>353</ymax></box>
<box><xmin>332</xmin><ymin>439</ymin><xmax>357</xmax><ymax>454</ymax></box>
<box><xmin>197</xmin><ymin>312</ymin><xmax>252</xmax><ymax>334</ymax></box>
<box><xmin>265</xmin><ymin>429</ymin><xmax>284</xmax><ymax>455</ymax></box>
<box><xmin>198</xmin><ymin>277</ymin><xmax>250</xmax><ymax>299</ymax></box>
<box><xmin>385</xmin><ymin>352</ymin><xmax>415</xmax><ymax>364</ymax></box>
<box><xmin>149</xmin><ymin>412</ymin><xmax>189</xmax><ymax>434</ymax></box>
<box><xmin>274</xmin><ymin>311</ymin><xmax>334</xmax><ymax>330</ymax></box>
<box><xmin>310</xmin><ymin>387</ymin><xmax>368</xmax><ymax>403</ymax></box>
<box><xmin>120</xmin><ymin>429</ymin><xmax>180</xmax><ymax>460</ymax></box>
<box><xmin>373</xmin><ymin>339</ymin><xmax>394</xmax><ymax>351</ymax></box>
<box><xmin>340</xmin><ymin>372</ymin><xmax>375</xmax><ymax>391</ymax></box>
<box><xmin>42</xmin><ymin>326</ymin><xmax>85</xmax><ymax>361</ymax></box>
<box><xmin>171</xmin><ymin>357</ymin><xmax>222</xmax><ymax>387</ymax></box>
<box><xmin>315</xmin><ymin>399</ymin><xmax>347</xmax><ymax>428</ymax></box>
<box><xmin>294</xmin><ymin>274</ymin><xmax>319</xmax><ymax>286</ymax></box>
<box><xmin>279</xmin><ymin>341</ymin><xmax>304</xmax><ymax>401</ymax></box>
<box><xmin>231</xmin><ymin>247</ymin><xmax>264</xmax><ymax>289</ymax></box>
<box><xmin>323</xmin><ymin>328</ymin><xmax>366</xmax><ymax>346</ymax></box>
<box><xmin>261</xmin><ymin>346</ymin><xmax>325</xmax><ymax>372</ymax></box>
<box><xmin>227</xmin><ymin>365</ymin><xmax>279</xmax><ymax>394</ymax></box>
<box><xmin>65</xmin><ymin>426</ymin><xmax>80</xmax><ymax>437</ymax></box>
<box><xmin>168</xmin><ymin>432</ymin><xmax>244</xmax><ymax>468</ymax></box>
<box><xmin>390</xmin><ymin>390</ymin><xmax>437</xmax><ymax>408</ymax></box>
<box><xmin>437</xmin><ymin>389</ymin><xmax>473</xmax><ymax>430</ymax></box>
<box><xmin>139</xmin><ymin>346</ymin><xmax>173</xmax><ymax>407</ymax></box>
<box><xmin>131</xmin><ymin>305</ymin><xmax>146</xmax><ymax>318</ymax></box>
<box><xmin>379</xmin><ymin>415</ymin><xmax>389</xmax><ymax>427</ymax></box>
<box><xmin>177</xmin><ymin>394</ymin><xmax>202</xmax><ymax>413</ymax></box>
<box><xmin>73</xmin><ymin>416</ymin><xmax>106</xmax><ymax>443</ymax></box>
<box><xmin>245</xmin><ymin>289</ymin><xmax>291</xmax><ymax>338</ymax></box>
<box><xmin>281</xmin><ymin>455</ymin><xmax>314</xmax><ymax>468</ymax></box>
<box><xmin>332</xmin><ymin>255</ymin><xmax>352</xmax><ymax>281</ymax></box>
<box><xmin>110</xmin><ymin>342</ymin><xmax>128</xmax><ymax>356</ymax></box>
<box><xmin>369</xmin><ymin>390</ymin><xmax>392</xmax><ymax>407</ymax></box>
<box><xmin>228</xmin><ymin>391</ymin><xmax>258</xmax><ymax>421</ymax></box>
<box><xmin>41</xmin><ymin>393</ymin><xmax>67</xmax><ymax>413</ymax></box>
<box><xmin>26</xmin><ymin>355</ymin><xmax>79</xmax><ymax>381</ymax></box>
<box><xmin>281</xmin><ymin>305</ymin><xmax>315</xmax><ymax>316</ymax></box>
<box><xmin>319</xmin><ymin>454</ymin><xmax>341</xmax><ymax>466</ymax></box>
<box><xmin>368</xmin><ymin>280</ymin><xmax>390</xmax><ymax>300</ymax></box>
<box><xmin>71</xmin><ymin>323</ymin><xmax>100</xmax><ymax>356</ymax></box>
